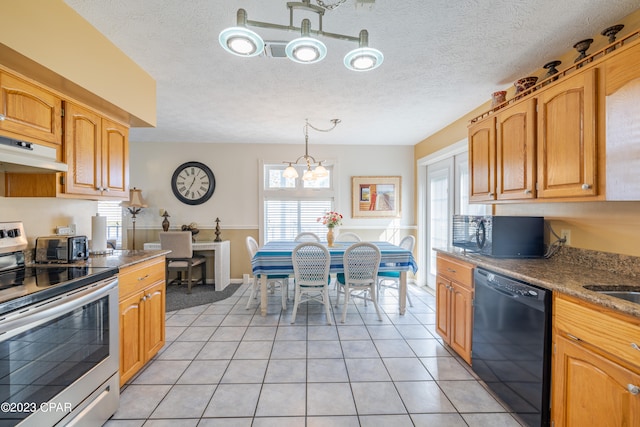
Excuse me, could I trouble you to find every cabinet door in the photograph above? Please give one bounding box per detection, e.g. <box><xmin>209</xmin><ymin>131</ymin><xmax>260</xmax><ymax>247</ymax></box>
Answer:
<box><xmin>64</xmin><ymin>102</ymin><xmax>102</xmax><ymax>196</ymax></box>
<box><xmin>468</xmin><ymin>117</ymin><xmax>496</xmax><ymax>202</ymax></box>
<box><xmin>143</xmin><ymin>281</ymin><xmax>166</xmax><ymax>362</ymax></box>
<box><xmin>435</xmin><ymin>274</ymin><xmax>451</xmax><ymax>343</ymax></box>
<box><xmin>0</xmin><ymin>72</ymin><xmax>62</xmax><ymax>146</ymax></box>
<box><xmin>496</xmin><ymin>98</ymin><xmax>536</xmax><ymax>200</ymax></box>
<box><xmin>552</xmin><ymin>334</ymin><xmax>640</xmax><ymax>427</ymax></box>
<box><xmin>102</xmin><ymin>119</ymin><xmax>129</xmax><ymax>198</ymax></box>
<box><xmin>119</xmin><ymin>291</ymin><xmax>144</xmax><ymax>386</ymax></box>
<box><xmin>449</xmin><ymin>282</ymin><xmax>473</xmax><ymax>364</ymax></box>
<box><xmin>537</xmin><ymin>68</ymin><xmax>597</xmax><ymax>198</ymax></box>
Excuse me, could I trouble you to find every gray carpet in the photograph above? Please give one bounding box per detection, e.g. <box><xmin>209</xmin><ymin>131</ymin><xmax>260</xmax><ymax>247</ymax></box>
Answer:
<box><xmin>165</xmin><ymin>282</ymin><xmax>241</xmax><ymax>312</ymax></box>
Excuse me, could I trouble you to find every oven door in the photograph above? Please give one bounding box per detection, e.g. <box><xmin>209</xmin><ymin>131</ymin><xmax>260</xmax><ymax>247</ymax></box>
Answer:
<box><xmin>0</xmin><ymin>278</ymin><xmax>119</xmax><ymax>427</ymax></box>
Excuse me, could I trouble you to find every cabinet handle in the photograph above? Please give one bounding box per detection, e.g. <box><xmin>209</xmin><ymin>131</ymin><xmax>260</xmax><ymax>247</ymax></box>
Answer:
<box><xmin>566</xmin><ymin>333</ymin><xmax>581</xmax><ymax>342</ymax></box>
<box><xmin>582</xmin><ymin>183</ymin><xmax>592</xmax><ymax>190</ymax></box>
<box><xmin>632</xmin><ymin>343</ymin><xmax>640</xmax><ymax>352</ymax></box>
<box><xmin>141</xmin><ymin>295</ymin><xmax>147</xmax><ymax>301</ymax></box>
<box><xmin>446</xmin><ymin>268</ymin><xmax>456</xmax><ymax>273</ymax></box>
<box><xmin>146</xmin><ymin>293</ymin><xmax>152</xmax><ymax>299</ymax></box>
<box><xmin>628</xmin><ymin>384</ymin><xmax>640</xmax><ymax>395</ymax></box>
<box><xmin>524</xmin><ymin>189</ymin><xmax>532</xmax><ymax>195</ymax></box>
<box><xmin>138</xmin><ymin>274</ymin><xmax>150</xmax><ymax>281</ymax></box>
<box><xmin>488</xmin><ymin>192</ymin><xmax>495</xmax><ymax>197</ymax></box>
<box><xmin>104</xmin><ymin>188</ymin><xmax>110</xmax><ymax>192</ymax></box>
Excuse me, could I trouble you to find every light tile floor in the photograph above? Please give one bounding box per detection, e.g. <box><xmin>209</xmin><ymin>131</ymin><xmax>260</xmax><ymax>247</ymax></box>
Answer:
<box><xmin>105</xmin><ymin>282</ymin><xmax>524</xmax><ymax>426</ymax></box>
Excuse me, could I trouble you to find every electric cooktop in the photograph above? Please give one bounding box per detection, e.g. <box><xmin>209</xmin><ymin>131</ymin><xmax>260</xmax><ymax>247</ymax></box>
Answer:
<box><xmin>0</xmin><ymin>221</ymin><xmax>119</xmax><ymax>316</ymax></box>
<box><xmin>0</xmin><ymin>264</ymin><xmax>118</xmax><ymax>316</ymax></box>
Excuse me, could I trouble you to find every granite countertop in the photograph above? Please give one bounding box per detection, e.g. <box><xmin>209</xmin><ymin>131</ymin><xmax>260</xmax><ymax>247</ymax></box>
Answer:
<box><xmin>436</xmin><ymin>247</ymin><xmax>640</xmax><ymax>318</ymax></box>
<box><xmin>86</xmin><ymin>249</ymin><xmax>170</xmax><ymax>269</ymax></box>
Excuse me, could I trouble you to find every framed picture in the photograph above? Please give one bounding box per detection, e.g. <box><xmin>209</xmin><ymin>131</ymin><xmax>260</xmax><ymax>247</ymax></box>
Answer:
<box><xmin>352</xmin><ymin>176</ymin><xmax>401</xmax><ymax>218</ymax></box>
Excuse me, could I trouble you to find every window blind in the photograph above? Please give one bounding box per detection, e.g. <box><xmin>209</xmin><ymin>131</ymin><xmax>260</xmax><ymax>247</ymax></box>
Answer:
<box><xmin>265</xmin><ymin>199</ymin><xmax>332</xmax><ymax>242</ymax></box>
<box><xmin>97</xmin><ymin>201</ymin><xmax>123</xmax><ymax>248</ymax></box>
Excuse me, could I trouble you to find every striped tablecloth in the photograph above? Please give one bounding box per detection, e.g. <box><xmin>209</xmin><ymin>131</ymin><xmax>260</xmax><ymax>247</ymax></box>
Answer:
<box><xmin>252</xmin><ymin>241</ymin><xmax>418</xmax><ymax>276</ymax></box>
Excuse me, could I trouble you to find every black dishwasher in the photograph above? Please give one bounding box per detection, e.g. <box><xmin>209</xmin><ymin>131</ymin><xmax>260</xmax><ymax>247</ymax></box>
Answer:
<box><xmin>472</xmin><ymin>268</ymin><xmax>552</xmax><ymax>427</ymax></box>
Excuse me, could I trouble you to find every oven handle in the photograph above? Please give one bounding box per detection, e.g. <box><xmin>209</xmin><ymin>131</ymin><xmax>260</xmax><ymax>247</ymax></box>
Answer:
<box><xmin>0</xmin><ymin>277</ymin><xmax>117</xmax><ymax>338</ymax></box>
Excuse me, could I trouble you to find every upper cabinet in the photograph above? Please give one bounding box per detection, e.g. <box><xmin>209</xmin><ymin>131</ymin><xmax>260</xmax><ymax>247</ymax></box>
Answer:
<box><xmin>0</xmin><ymin>72</ymin><xmax>62</xmax><ymax>147</ymax></box>
<box><xmin>536</xmin><ymin>68</ymin><xmax>597</xmax><ymax>198</ymax></box>
<box><xmin>4</xmin><ymin>100</ymin><xmax>129</xmax><ymax>201</ymax></box>
<box><xmin>64</xmin><ymin>102</ymin><xmax>129</xmax><ymax>198</ymax></box>
<box><xmin>469</xmin><ymin>98</ymin><xmax>536</xmax><ymax>202</ymax></box>
<box><xmin>468</xmin><ymin>33</ymin><xmax>640</xmax><ymax>203</ymax></box>
<box><xmin>469</xmin><ymin>116</ymin><xmax>495</xmax><ymax>202</ymax></box>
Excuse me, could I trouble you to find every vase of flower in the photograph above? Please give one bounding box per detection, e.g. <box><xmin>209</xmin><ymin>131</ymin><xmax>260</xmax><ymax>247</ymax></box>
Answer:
<box><xmin>326</xmin><ymin>226</ymin><xmax>335</xmax><ymax>247</ymax></box>
<box><xmin>317</xmin><ymin>211</ymin><xmax>343</xmax><ymax>247</ymax></box>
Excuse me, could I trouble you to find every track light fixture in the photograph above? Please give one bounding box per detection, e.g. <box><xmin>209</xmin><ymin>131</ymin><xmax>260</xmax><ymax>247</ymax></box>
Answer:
<box><xmin>219</xmin><ymin>1</ymin><xmax>383</xmax><ymax>71</ymax></box>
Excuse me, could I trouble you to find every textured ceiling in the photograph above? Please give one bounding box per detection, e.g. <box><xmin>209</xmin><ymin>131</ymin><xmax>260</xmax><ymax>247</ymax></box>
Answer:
<box><xmin>63</xmin><ymin>0</ymin><xmax>638</xmax><ymax>146</ymax></box>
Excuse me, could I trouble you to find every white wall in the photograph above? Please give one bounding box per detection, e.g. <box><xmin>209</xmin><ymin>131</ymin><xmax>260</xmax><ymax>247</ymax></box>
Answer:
<box><xmin>0</xmin><ymin>196</ymin><xmax>98</xmax><ymax>246</ymax></box>
<box><xmin>0</xmin><ymin>141</ymin><xmax>414</xmax><ymax>245</ymax></box>
<box><xmin>129</xmin><ymin>141</ymin><xmax>415</xmax><ymax>231</ymax></box>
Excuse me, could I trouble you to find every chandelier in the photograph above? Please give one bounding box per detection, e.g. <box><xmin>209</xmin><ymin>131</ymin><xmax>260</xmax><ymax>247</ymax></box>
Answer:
<box><xmin>283</xmin><ymin>118</ymin><xmax>341</xmax><ymax>181</ymax></box>
<box><xmin>218</xmin><ymin>0</ymin><xmax>383</xmax><ymax>71</ymax></box>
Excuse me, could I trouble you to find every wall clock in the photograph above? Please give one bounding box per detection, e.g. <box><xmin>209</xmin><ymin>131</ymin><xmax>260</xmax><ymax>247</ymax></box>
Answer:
<box><xmin>171</xmin><ymin>161</ymin><xmax>216</xmax><ymax>205</ymax></box>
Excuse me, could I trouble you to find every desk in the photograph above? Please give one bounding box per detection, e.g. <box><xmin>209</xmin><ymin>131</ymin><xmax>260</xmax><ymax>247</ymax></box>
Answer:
<box><xmin>252</xmin><ymin>241</ymin><xmax>418</xmax><ymax>316</ymax></box>
<box><xmin>143</xmin><ymin>240</ymin><xmax>231</xmax><ymax>291</ymax></box>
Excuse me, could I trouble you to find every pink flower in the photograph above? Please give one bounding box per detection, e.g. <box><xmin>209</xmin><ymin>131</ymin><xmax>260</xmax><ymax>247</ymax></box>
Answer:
<box><xmin>318</xmin><ymin>211</ymin><xmax>343</xmax><ymax>227</ymax></box>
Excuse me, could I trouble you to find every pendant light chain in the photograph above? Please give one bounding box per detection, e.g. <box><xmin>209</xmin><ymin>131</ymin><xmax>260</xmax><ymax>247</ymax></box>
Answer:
<box><xmin>316</xmin><ymin>0</ymin><xmax>347</xmax><ymax>10</ymax></box>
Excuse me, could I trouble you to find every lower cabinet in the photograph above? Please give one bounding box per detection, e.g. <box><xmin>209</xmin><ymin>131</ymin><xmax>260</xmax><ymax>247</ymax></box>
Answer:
<box><xmin>552</xmin><ymin>294</ymin><xmax>640</xmax><ymax>426</ymax></box>
<box><xmin>435</xmin><ymin>254</ymin><xmax>474</xmax><ymax>364</ymax></box>
<box><xmin>119</xmin><ymin>257</ymin><xmax>166</xmax><ymax>386</ymax></box>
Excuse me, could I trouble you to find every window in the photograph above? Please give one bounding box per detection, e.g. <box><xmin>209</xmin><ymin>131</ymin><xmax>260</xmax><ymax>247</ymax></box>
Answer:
<box><xmin>263</xmin><ymin>163</ymin><xmax>335</xmax><ymax>242</ymax></box>
<box><xmin>97</xmin><ymin>201</ymin><xmax>122</xmax><ymax>249</ymax></box>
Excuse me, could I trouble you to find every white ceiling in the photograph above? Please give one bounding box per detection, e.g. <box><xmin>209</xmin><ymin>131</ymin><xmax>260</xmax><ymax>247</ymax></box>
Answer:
<box><xmin>63</xmin><ymin>0</ymin><xmax>638</xmax><ymax>146</ymax></box>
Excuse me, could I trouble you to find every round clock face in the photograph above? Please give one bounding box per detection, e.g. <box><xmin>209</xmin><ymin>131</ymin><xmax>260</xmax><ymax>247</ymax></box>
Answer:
<box><xmin>171</xmin><ymin>161</ymin><xmax>216</xmax><ymax>205</ymax></box>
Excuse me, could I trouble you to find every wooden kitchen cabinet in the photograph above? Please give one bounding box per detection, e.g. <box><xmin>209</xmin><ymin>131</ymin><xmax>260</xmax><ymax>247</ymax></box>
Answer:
<box><xmin>4</xmin><ymin>102</ymin><xmax>129</xmax><ymax>200</ymax></box>
<box><xmin>469</xmin><ymin>69</ymin><xmax>596</xmax><ymax>203</ymax></box>
<box><xmin>552</xmin><ymin>293</ymin><xmax>640</xmax><ymax>426</ymax></box>
<box><xmin>64</xmin><ymin>102</ymin><xmax>129</xmax><ymax>198</ymax></box>
<box><xmin>496</xmin><ymin>98</ymin><xmax>537</xmax><ymax>200</ymax></box>
<box><xmin>119</xmin><ymin>257</ymin><xmax>166</xmax><ymax>387</ymax></box>
<box><xmin>468</xmin><ymin>116</ymin><xmax>496</xmax><ymax>202</ymax></box>
<box><xmin>537</xmin><ymin>68</ymin><xmax>597</xmax><ymax>198</ymax></box>
<box><xmin>468</xmin><ymin>98</ymin><xmax>536</xmax><ymax>202</ymax></box>
<box><xmin>435</xmin><ymin>254</ymin><xmax>474</xmax><ymax>364</ymax></box>
<box><xmin>0</xmin><ymin>71</ymin><xmax>62</xmax><ymax>147</ymax></box>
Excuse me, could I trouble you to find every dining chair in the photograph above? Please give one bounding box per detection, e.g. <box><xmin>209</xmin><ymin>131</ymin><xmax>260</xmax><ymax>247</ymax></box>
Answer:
<box><xmin>159</xmin><ymin>231</ymin><xmax>206</xmax><ymax>293</ymax></box>
<box><xmin>291</xmin><ymin>242</ymin><xmax>332</xmax><ymax>325</ymax></box>
<box><xmin>245</xmin><ymin>236</ymin><xmax>289</xmax><ymax>310</ymax></box>
<box><xmin>294</xmin><ymin>232</ymin><xmax>321</xmax><ymax>242</ymax></box>
<box><xmin>335</xmin><ymin>232</ymin><xmax>361</xmax><ymax>242</ymax></box>
<box><xmin>377</xmin><ymin>235</ymin><xmax>415</xmax><ymax>306</ymax></box>
<box><xmin>335</xmin><ymin>242</ymin><xmax>382</xmax><ymax>323</ymax></box>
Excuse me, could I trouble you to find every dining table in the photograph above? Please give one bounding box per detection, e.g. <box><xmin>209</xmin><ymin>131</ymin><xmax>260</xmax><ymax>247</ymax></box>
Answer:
<box><xmin>251</xmin><ymin>240</ymin><xmax>418</xmax><ymax>316</ymax></box>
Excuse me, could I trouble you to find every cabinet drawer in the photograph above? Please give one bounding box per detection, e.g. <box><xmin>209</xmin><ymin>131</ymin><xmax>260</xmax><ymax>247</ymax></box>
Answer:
<box><xmin>436</xmin><ymin>255</ymin><xmax>474</xmax><ymax>287</ymax></box>
<box><xmin>554</xmin><ymin>294</ymin><xmax>640</xmax><ymax>369</ymax></box>
<box><xmin>119</xmin><ymin>257</ymin><xmax>165</xmax><ymax>299</ymax></box>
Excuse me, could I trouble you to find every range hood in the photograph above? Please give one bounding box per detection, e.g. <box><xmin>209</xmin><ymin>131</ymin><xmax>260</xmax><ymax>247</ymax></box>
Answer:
<box><xmin>0</xmin><ymin>135</ymin><xmax>68</xmax><ymax>173</ymax></box>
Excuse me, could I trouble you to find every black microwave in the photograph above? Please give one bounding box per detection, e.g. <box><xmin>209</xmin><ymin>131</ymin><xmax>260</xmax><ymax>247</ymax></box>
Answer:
<box><xmin>452</xmin><ymin>215</ymin><xmax>544</xmax><ymax>258</ymax></box>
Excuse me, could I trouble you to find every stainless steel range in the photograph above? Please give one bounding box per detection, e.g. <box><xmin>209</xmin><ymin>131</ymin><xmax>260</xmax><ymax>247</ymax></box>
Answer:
<box><xmin>0</xmin><ymin>222</ymin><xmax>120</xmax><ymax>426</ymax></box>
